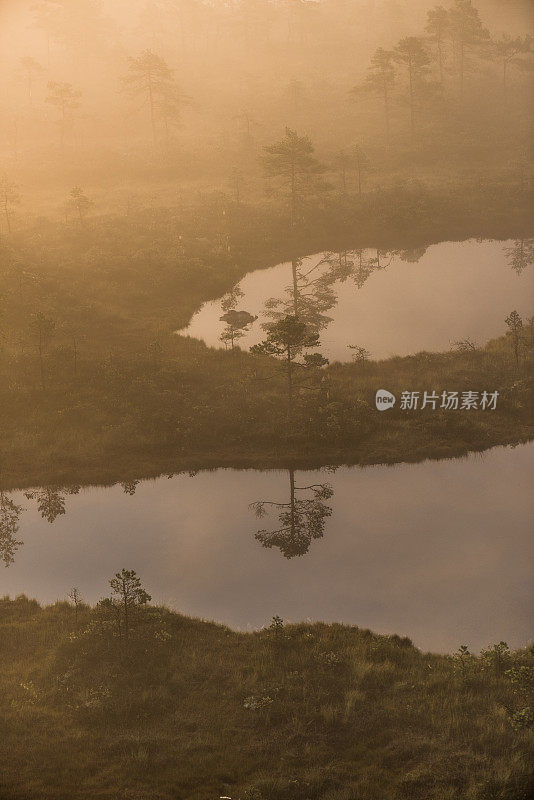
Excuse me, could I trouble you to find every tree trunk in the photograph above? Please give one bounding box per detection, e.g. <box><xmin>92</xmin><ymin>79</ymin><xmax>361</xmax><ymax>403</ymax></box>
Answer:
<box><xmin>290</xmin><ymin>161</ymin><xmax>296</xmax><ymax>227</ymax></box>
<box><xmin>287</xmin><ymin>346</ymin><xmax>293</xmax><ymax>422</ymax></box>
<box><xmin>289</xmin><ymin>468</ymin><xmax>296</xmax><ymax>531</ymax></box>
<box><xmin>292</xmin><ymin>259</ymin><xmax>299</xmax><ymax>316</ymax></box>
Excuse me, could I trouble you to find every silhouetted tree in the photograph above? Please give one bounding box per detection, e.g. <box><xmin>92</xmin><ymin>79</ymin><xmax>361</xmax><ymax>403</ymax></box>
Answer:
<box><xmin>68</xmin><ymin>587</ymin><xmax>82</xmax><ymax>628</ymax></box>
<box><xmin>448</xmin><ymin>0</ymin><xmax>489</xmax><ymax>97</ymax></box>
<box><xmin>220</xmin><ymin>325</ymin><xmax>246</xmax><ymax>350</ymax></box>
<box><xmin>426</xmin><ymin>6</ymin><xmax>449</xmax><ymax>85</ymax></box>
<box><xmin>109</xmin><ymin>568</ymin><xmax>151</xmax><ymax>638</ymax></box>
<box><xmin>491</xmin><ymin>34</ymin><xmax>533</xmax><ymax>105</ymax></box>
<box><xmin>348</xmin><ymin>344</ymin><xmax>371</xmax><ymax>362</ymax></box>
<box><xmin>394</xmin><ymin>37</ymin><xmax>431</xmax><ymax>139</ymax></box>
<box><xmin>122</xmin><ymin>50</ymin><xmax>177</xmax><ymax>145</ymax></box>
<box><xmin>262</xmin><ymin>128</ymin><xmax>323</xmax><ymax>228</ymax></box>
<box><xmin>451</xmin><ymin>337</ymin><xmax>477</xmax><ymax>352</ymax></box>
<box><xmin>46</xmin><ymin>81</ymin><xmax>82</xmax><ymax>152</ymax></box>
<box><xmin>158</xmin><ymin>82</ymin><xmax>189</xmax><ymax>143</ymax></box>
<box><xmin>218</xmin><ymin>287</ymin><xmax>256</xmax><ymax>350</ymax></box>
<box><xmin>251</xmin><ymin>315</ymin><xmax>327</xmax><ymax>420</ymax></box>
<box><xmin>362</xmin><ymin>48</ymin><xmax>395</xmax><ymax>148</ymax></box>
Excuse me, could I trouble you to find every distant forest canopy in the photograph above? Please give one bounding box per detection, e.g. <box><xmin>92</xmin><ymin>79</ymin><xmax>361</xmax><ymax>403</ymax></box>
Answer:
<box><xmin>0</xmin><ymin>0</ymin><xmax>533</xmax><ymax>214</ymax></box>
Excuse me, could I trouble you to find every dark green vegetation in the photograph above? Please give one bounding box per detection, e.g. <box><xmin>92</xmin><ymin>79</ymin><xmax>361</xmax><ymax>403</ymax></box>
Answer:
<box><xmin>0</xmin><ymin>593</ymin><xmax>533</xmax><ymax>800</ymax></box>
<box><xmin>1</xmin><ymin>182</ymin><xmax>533</xmax><ymax>490</ymax></box>
<box><xmin>2</xmin><ymin>0</ymin><xmax>533</xmax><ymax>488</ymax></box>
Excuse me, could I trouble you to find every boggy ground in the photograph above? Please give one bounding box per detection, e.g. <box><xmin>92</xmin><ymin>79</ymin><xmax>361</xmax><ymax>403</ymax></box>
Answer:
<box><xmin>0</xmin><ymin>596</ymin><xmax>532</xmax><ymax>800</ymax></box>
<box><xmin>1</xmin><ymin>183</ymin><xmax>533</xmax><ymax>489</ymax></box>
<box><xmin>1</xmin><ymin>322</ymin><xmax>533</xmax><ymax>491</ymax></box>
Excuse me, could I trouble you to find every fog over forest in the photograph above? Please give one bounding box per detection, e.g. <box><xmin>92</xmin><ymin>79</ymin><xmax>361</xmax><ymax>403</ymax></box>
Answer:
<box><xmin>1</xmin><ymin>3</ymin><xmax>534</xmax><ymax>798</ymax></box>
<box><xmin>0</xmin><ymin>0</ymin><xmax>532</xmax><ymax>217</ymax></box>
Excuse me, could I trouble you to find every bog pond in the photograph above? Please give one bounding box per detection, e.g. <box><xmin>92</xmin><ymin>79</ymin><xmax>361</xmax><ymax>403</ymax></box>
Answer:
<box><xmin>3</xmin><ymin>443</ymin><xmax>533</xmax><ymax>654</ymax></box>
<box><xmin>179</xmin><ymin>239</ymin><xmax>534</xmax><ymax>360</ymax></box>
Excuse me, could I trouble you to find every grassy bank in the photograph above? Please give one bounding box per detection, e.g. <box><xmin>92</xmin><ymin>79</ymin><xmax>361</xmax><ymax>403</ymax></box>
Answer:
<box><xmin>0</xmin><ymin>595</ymin><xmax>532</xmax><ymax>800</ymax></box>
<box><xmin>3</xmin><ymin>180</ymin><xmax>533</xmax><ymax>348</ymax></box>
<box><xmin>1</xmin><ymin>322</ymin><xmax>533</xmax><ymax>491</ymax></box>
<box><xmin>1</xmin><ymin>184</ymin><xmax>533</xmax><ymax>489</ymax></box>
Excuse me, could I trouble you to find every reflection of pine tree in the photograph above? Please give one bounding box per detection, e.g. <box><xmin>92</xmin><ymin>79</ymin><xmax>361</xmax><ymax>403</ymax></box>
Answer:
<box><xmin>263</xmin><ymin>256</ymin><xmax>336</xmax><ymax>333</ymax></box>
<box><xmin>121</xmin><ymin>481</ymin><xmax>139</xmax><ymax>496</ymax></box>
<box><xmin>0</xmin><ymin>491</ymin><xmax>23</xmax><ymax>567</ymax></box>
<box><xmin>250</xmin><ymin>469</ymin><xmax>333</xmax><ymax>558</ymax></box>
<box><xmin>505</xmin><ymin>240</ymin><xmax>534</xmax><ymax>275</ymax></box>
<box><xmin>262</xmin><ymin>249</ymin><xmax>390</xmax><ymax>337</ymax></box>
<box><xmin>24</xmin><ymin>486</ymin><xmax>80</xmax><ymax>524</ymax></box>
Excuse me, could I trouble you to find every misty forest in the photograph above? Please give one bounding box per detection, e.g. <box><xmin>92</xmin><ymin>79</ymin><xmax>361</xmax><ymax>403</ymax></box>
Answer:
<box><xmin>0</xmin><ymin>0</ymin><xmax>533</xmax><ymax>798</ymax></box>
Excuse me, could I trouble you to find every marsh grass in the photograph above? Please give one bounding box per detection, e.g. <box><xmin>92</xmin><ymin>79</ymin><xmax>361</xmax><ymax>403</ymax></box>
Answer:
<box><xmin>1</xmin><ymin>183</ymin><xmax>532</xmax><ymax>488</ymax></box>
<box><xmin>0</xmin><ymin>597</ymin><xmax>532</xmax><ymax>799</ymax></box>
<box><xmin>1</xmin><ymin>320</ymin><xmax>532</xmax><ymax>490</ymax></box>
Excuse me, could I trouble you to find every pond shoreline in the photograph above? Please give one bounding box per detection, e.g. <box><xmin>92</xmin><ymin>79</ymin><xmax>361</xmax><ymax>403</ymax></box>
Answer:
<box><xmin>5</xmin><ymin>427</ymin><xmax>533</xmax><ymax>493</ymax></box>
<box><xmin>3</xmin><ymin>189</ymin><xmax>533</xmax><ymax>492</ymax></box>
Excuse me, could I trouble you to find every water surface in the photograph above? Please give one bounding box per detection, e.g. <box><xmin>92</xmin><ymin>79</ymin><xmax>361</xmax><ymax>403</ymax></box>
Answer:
<box><xmin>179</xmin><ymin>239</ymin><xmax>534</xmax><ymax>360</ymax></box>
<box><xmin>3</xmin><ymin>443</ymin><xmax>533</xmax><ymax>653</ymax></box>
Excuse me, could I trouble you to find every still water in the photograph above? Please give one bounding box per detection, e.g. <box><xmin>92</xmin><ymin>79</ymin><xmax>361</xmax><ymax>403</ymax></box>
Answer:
<box><xmin>179</xmin><ymin>239</ymin><xmax>534</xmax><ymax>361</ymax></box>
<box><xmin>3</xmin><ymin>443</ymin><xmax>533</xmax><ymax>653</ymax></box>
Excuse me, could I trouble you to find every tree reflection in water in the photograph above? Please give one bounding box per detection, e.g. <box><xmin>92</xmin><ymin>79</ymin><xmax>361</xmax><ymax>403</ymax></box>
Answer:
<box><xmin>0</xmin><ymin>491</ymin><xmax>23</xmax><ymax>567</ymax></box>
<box><xmin>24</xmin><ymin>486</ymin><xmax>80</xmax><ymax>524</ymax></box>
<box><xmin>505</xmin><ymin>239</ymin><xmax>534</xmax><ymax>275</ymax></box>
<box><xmin>0</xmin><ymin>484</ymin><xmax>83</xmax><ymax>568</ymax></box>
<box><xmin>216</xmin><ymin>248</ymin><xmax>398</xmax><ymax>353</ymax></box>
<box><xmin>250</xmin><ymin>468</ymin><xmax>334</xmax><ymax>558</ymax></box>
